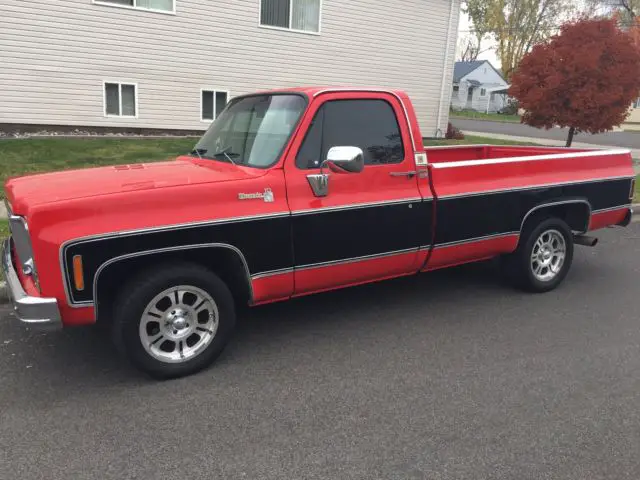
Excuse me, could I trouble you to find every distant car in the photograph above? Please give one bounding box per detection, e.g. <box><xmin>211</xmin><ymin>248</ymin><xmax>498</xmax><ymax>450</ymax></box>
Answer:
<box><xmin>3</xmin><ymin>86</ymin><xmax>635</xmax><ymax>379</ymax></box>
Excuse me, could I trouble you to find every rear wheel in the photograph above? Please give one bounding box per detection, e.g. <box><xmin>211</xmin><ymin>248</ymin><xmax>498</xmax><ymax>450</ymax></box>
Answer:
<box><xmin>502</xmin><ymin>216</ymin><xmax>574</xmax><ymax>292</ymax></box>
<box><xmin>111</xmin><ymin>263</ymin><xmax>236</xmax><ymax>379</ymax></box>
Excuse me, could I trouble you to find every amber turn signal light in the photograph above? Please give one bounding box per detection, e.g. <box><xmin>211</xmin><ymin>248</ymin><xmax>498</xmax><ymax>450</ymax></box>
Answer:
<box><xmin>73</xmin><ymin>255</ymin><xmax>85</xmax><ymax>291</ymax></box>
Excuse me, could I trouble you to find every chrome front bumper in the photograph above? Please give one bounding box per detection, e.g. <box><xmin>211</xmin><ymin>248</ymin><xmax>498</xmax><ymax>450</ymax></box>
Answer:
<box><xmin>1</xmin><ymin>237</ymin><xmax>62</xmax><ymax>331</ymax></box>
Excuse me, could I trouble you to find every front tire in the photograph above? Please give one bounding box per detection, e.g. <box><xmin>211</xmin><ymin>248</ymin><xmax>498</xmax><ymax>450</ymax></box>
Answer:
<box><xmin>111</xmin><ymin>263</ymin><xmax>236</xmax><ymax>379</ymax></box>
<box><xmin>502</xmin><ymin>216</ymin><xmax>574</xmax><ymax>293</ymax></box>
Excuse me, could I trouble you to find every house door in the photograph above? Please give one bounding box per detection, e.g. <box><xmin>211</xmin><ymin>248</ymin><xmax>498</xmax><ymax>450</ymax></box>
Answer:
<box><xmin>466</xmin><ymin>87</ymin><xmax>474</xmax><ymax>108</ymax></box>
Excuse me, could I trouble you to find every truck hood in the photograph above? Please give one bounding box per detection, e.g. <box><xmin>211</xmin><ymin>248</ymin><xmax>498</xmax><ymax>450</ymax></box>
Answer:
<box><xmin>5</xmin><ymin>156</ymin><xmax>265</xmax><ymax>214</ymax></box>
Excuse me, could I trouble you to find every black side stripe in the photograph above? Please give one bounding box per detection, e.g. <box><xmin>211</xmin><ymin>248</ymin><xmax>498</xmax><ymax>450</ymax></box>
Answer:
<box><xmin>61</xmin><ymin>176</ymin><xmax>633</xmax><ymax>305</ymax></box>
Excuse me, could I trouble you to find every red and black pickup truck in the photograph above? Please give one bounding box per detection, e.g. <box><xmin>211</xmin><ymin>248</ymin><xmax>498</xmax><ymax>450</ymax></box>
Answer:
<box><xmin>2</xmin><ymin>87</ymin><xmax>635</xmax><ymax>378</ymax></box>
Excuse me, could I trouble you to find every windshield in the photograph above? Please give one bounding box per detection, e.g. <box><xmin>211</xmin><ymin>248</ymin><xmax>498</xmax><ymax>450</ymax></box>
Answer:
<box><xmin>192</xmin><ymin>93</ymin><xmax>307</xmax><ymax>168</ymax></box>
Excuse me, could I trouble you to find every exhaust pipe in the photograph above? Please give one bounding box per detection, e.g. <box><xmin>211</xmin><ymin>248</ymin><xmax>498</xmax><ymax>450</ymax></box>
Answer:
<box><xmin>573</xmin><ymin>234</ymin><xmax>598</xmax><ymax>247</ymax></box>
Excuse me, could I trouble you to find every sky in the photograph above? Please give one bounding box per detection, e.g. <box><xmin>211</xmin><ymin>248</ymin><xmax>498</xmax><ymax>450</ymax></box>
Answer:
<box><xmin>457</xmin><ymin>10</ymin><xmax>501</xmax><ymax>67</ymax></box>
<box><xmin>456</xmin><ymin>0</ymin><xmax>601</xmax><ymax>70</ymax></box>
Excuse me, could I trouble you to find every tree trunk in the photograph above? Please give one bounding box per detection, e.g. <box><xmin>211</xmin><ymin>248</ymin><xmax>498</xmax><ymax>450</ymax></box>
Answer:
<box><xmin>566</xmin><ymin>126</ymin><xmax>576</xmax><ymax>147</ymax></box>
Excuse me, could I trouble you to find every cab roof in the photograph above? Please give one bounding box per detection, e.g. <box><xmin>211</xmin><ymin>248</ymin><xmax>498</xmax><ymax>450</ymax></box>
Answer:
<box><xmin>246</xmin><ymin>86</ymin><xmax>408</xmax><ymax>98</ymax></box>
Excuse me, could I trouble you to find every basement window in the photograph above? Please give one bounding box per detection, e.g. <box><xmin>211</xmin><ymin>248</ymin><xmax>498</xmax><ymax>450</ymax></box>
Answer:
<box><xmin>104</xmin><ymin>82</ymin><xmax>137</xmax><ymax>117</ymax></box>
<box><xmin>201</xmin><ymin>90</ymin><xmax>229</xmax><ymax>121</ymax></box>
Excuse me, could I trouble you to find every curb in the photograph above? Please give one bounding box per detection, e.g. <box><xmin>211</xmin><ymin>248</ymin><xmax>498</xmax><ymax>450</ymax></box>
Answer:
<box><xmin>1</xmin><ymin>205</ymin><xmax>639</xmax><ymax>307</ymax></box>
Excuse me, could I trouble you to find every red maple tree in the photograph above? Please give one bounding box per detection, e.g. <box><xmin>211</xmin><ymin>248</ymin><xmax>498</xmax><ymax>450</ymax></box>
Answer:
<box><xmin>508</xmin><ymin>17</ymin><xmax>640</xmax><ymax>146</ymax></box>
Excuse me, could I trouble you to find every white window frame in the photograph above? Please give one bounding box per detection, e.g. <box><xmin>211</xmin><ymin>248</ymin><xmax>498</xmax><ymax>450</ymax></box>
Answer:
<box><xmin>258</xmin><ymin>0</ymin><xmax>322</xmax><ymax>35</ymax></box>
<box><xmin>200</xmin><ymin>88</ymin><xmax>231</xmax><ymax>123</ymax></box>
<box><xmin>92</xmin><ymin>0</ymin><xmax>176</xmax><ymax>16</ymax></box>
<box><xmin>103</xmin><ymin>81</ymin><xmax>139</xmax><ymax>119</ymax></box>
<box><xmin>480</xmin><ymin>88</ymin><xmax>487</xmax><ymax>97</ymax></box>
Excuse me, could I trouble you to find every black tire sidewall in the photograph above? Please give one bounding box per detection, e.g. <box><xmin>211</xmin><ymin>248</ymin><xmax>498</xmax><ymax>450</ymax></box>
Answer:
<box><xmin>520</xmin><ymin>218</ymin><xmax>574</xmax><ymax>292</ymax></box>
<box><xmin>113</xmin><ymin>263</ymin><xmax>236</xmax><ymax>379</ymax></box>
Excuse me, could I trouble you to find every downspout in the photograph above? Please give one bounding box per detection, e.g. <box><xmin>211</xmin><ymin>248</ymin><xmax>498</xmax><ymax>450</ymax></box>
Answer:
<box><xmin>435</xmin><ymin>0</ymin><xmax>457</xmax><ymax>138</ymax></box>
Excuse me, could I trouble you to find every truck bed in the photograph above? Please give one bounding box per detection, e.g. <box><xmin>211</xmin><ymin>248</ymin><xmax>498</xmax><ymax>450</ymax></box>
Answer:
<box><xmin>425</xmin><ymin>144</ymin><xmax>594</xmax><ymax>164</ymax></box>
<box><xmin>424</xmin><ymin>144</ymin><xmax>634</xmax><ymax>253</ymax></box>
<box><xmin>424</xmin><ymin>145</ymin><xmax>633</xmax><ymax>195</ymax></box>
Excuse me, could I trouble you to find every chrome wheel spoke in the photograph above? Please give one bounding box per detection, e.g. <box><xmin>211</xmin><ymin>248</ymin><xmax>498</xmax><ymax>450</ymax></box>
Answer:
<box><xmin>139</xmin><ymin>285</ymin><xmax>219</xmax><ymax>364</ymax></box>
<box><xmin>148</xmin><ymin>332</ymin><xmax>165</xmax><ymax>346</ymax></box>
<box><xmin>147</xmin><ymin>307</ymin><xmax>165</xmax><ymax>318</ymax></box>
<box><xmin>534</xmin><ymin>262</ymin><xmax>544</xmax><ymax>276</ymax></box>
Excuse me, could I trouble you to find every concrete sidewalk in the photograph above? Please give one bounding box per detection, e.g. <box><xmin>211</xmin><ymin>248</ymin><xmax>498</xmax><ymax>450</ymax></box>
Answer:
<box><xmin>465</xmin><ymin>130</ymin><xmax>640</xmax><ymax>163</ymax></box>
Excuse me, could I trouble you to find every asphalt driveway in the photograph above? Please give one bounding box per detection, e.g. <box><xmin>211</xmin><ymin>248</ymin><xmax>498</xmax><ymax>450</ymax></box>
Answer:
<box><xmin>2</xmin><ymin>223</ymin><xmax>640</xmax><ymax>479</ymax></box>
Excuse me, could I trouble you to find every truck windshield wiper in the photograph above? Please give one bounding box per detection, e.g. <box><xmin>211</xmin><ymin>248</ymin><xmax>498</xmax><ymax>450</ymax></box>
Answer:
<box><xmin>190</xmin><ymin>147</ymin><xmax>207</xmax><ymax>160</ymax></box>
<box><xmin>190</xmin><ymin>147</ymin><xmax>240</xmax><ymax>165</ymax></box>
<box><xmin>212</xmin><ymin>147</ymin><xmax>240</xmax><ymax>165</ymax></box>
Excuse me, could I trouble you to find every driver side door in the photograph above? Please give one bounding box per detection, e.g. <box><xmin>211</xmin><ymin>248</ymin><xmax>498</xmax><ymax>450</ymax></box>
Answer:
<box><xmin>284</xmin><ymin>91</ymin><xmax>424</xmax><ymax>296</ymax></box>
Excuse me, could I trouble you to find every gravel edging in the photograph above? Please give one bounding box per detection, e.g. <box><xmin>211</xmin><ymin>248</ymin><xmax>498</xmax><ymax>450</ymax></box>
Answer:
<box><xmin>1</xmin><ymin>205</ymin><xmax>639</xmax><ymax>306</ymax></box>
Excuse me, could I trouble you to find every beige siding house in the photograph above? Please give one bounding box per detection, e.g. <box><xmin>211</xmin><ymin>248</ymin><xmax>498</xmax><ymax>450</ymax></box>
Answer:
<box><xmin>0</xmin><ymin>0</ymin><xmax>461</xmax><ymax>137</ymax></box>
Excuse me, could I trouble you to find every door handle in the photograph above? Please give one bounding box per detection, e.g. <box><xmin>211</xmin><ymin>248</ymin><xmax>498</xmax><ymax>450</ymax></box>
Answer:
<box><xmin>389</xmin><ymin>171</ymin><xmax>417</xmax><ymax>178</ymax></box>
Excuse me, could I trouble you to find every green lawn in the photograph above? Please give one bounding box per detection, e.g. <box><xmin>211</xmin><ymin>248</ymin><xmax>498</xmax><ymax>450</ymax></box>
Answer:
<box><xmin>0</xmin><ymin>135</ymin><xmax>635</xmax><ymax>210</ymax></box>
<box><xmin>0</xmin><ymin>135</ymin><xmax>541</xmax><ymax>199</ymax></box>
<box><xmin>450</xmin><ymin>109</ymin><xmax>521</xmax><ymax>123</ymax></box>
<box><xmin>0</xmin><ymin>219</ymin><xmax>7</xmax><ymax>240</ymax></box>
<box><xmin>0</xmin><ymin>137</ymin><xmax>197</xmax><ymax>200</ymax></box>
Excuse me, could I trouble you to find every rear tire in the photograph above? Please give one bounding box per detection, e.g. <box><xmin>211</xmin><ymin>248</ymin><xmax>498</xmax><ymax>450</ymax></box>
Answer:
<box><xmin>501</xmin><ymin>216</ymin><xmax>574</xmax><ymax>293</ymax></box>
<box><xmin>111</xmin><ymin>262</ymin><xmax>236</xmax><ymax>379</ymax></box>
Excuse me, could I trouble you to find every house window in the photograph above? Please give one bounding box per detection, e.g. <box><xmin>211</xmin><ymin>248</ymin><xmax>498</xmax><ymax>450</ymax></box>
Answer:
<box><xmin>201</xmin><ymin>90</ymin><xmax>229</xmax><ymax>121</ymax></box>
<box><xmin>453</xmin><ymin>85</ymin><xmax>459</xmax><ymax>99</ymax></box>
<box><xmin>104</xmin><ymin>82</ymin><xmax>137</xmax><ymax>117</ymax></box>
<box><xmin>480</xmin><ymin>88</ymin><xmax>487</xmax><ymax>97</ymax></box>
<box><xmin>634</xmin><ymin>98</ymin><xmax>640</xmax><ymax>108</ymax></box>
<box><xmin>94</xmin><ymin>0</ymin><xmax>175</xmax><ymax>13</ymax></box>
<box><xmin>260</xmin><ymin>0</ymin><xmax>321</xmax><ymax>33</ymax></box>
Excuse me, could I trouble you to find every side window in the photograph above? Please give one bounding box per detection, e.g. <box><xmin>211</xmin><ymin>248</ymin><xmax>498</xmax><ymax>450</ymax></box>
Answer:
<box><xmin>295</xmin><ymin>99</ymin><xmax>404</xmax><ymax>169</ymax></box>
<box><xmin>295</xmin><ymin>106</ymin><xmax>324</xmax><ymax>169</ymax></box>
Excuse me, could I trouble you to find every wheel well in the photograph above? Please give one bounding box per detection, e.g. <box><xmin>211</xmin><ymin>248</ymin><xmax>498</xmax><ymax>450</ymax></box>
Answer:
<box><xmin>521</xmin><ymin>201</ymin><xmax>591</xmax><ymax>235</ymax></box>
<box><xmin>94</xmin><ymin>248</ymin><xmax>252</xmax><ymax>326</ymax></box>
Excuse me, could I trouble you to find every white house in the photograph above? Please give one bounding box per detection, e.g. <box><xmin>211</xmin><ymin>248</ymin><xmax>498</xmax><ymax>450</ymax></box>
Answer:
<box><xmin>0</xmin><ymin>0</ymin><xmax>461</xmax><ymax>138</ymax></box>
<box><xmin>622</xmin><ymin>98</ymin><xmax>640</xmax><ymax>131</ymax></box>
<box><xmin>450</xmin><ymin>60</ymin><xmax>510</xmax><ymax>113</ymax></box>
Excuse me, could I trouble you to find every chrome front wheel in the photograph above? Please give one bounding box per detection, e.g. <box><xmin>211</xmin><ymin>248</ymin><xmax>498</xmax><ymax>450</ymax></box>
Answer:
<box><xmin>112</xmin><ymin>263</ymin><xmax>236</xmax><ymax>379</ymax></box>
<box><xmin>140</xmin><ymin>285</ymin><xmax>219</xmax><ymax>364</ymax></box>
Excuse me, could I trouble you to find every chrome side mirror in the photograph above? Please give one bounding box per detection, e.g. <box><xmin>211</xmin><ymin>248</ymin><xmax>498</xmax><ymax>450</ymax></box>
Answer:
<box><xmin>325</xmin><ymin>146</ymin><xmax>365</xmax><ymax>174</ymax></box>
<box><xmin>306</xmin><ymin>146</ymin><xmax>364</xmax><ymax>197</ymax></box>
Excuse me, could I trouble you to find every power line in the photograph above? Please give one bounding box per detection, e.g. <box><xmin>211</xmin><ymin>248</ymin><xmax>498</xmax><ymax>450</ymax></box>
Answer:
<box><xmin>459</xmin><ymin>22</ymin><xmax>640</xmax><ymax>35</ymax></box>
